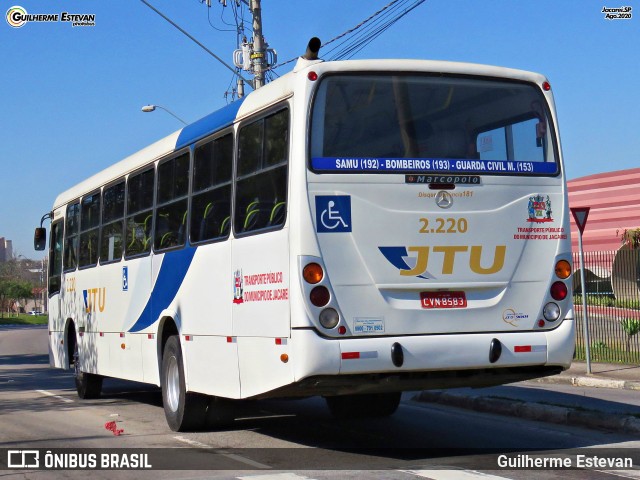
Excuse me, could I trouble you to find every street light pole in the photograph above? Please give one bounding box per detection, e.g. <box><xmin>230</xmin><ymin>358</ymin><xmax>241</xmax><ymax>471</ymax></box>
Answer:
<box><xmin>141</xmin><ymin>105</ymin><xmax>188</xmax><ymax>125</ymax></box>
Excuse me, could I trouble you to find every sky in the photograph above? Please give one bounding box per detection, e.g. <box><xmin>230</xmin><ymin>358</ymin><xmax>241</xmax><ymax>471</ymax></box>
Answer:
<box><xmin>1</xmin><ymin>0</ymin><xmax>638</xmax><ymax>259</ymax></box>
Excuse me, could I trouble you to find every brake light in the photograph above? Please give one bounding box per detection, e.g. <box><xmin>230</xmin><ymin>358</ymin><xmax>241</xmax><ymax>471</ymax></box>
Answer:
<box><xmin>310</xmin><ymin>286</ymin><xmax>330</xmax><ymax>307</ymax></box>
<box><xmin>550</xmin><ymin>281</ymin><xmax>568</xmax><ymax>301</ymax></box>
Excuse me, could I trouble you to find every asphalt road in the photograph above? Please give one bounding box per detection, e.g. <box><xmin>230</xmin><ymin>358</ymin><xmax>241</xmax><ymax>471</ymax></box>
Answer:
<box><xmin>1</xmin><ymin>326</ymin><xmax>639</xmax><ymax>480</ymax></box>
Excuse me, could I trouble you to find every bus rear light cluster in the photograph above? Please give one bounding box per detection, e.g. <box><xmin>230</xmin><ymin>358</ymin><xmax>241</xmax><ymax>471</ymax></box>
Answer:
<box><xmin>541</xmin><ymin>258</ymin><xmax>571</xmax><ymax>326</ymax></box>
<box><xmin>302</xmin><ymin>260</ymin><xmax>343</xmax><ymax>332</ymax></box>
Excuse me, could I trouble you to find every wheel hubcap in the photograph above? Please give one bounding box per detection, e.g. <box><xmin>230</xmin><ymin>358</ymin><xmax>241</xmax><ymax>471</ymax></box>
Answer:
<box><xmin>166</xmin><ymin>355</ymin><xmax>180</xmax><ymax>412</ymax></box>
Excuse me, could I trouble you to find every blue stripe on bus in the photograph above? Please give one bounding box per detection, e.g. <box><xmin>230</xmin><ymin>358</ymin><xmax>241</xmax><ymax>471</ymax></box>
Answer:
<box><xmin>175</xmin><ymin>99</ymin><xmax>245</xmax><ymax>150</ymax></box>
<box><xmin>127</xmin><ymin>247</ymin><xmax>197</xmax><ymax>333</ymax></box>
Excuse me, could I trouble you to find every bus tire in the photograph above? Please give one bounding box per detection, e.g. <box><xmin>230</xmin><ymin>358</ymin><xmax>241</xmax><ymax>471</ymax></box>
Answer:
<box><xmin>161</xmin><ymin>335</ymin><xmax>208</xmax><ymax>431</ymax></box>
<box><xmin>73</xmin><ymin>337</ymin><xmax>103</xmax><ymax>399</ymax></box>
<box><xmin>325</xmin><ymin>392</ymin><xmax>401</xmax><ymax>419</ymax></box>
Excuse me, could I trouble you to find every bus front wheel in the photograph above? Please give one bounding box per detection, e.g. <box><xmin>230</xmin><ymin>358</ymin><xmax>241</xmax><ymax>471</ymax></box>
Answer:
<box><xmin>161</xmin><ymin>335</ymin><xmax>208</xmax><ymax>431</ymax></box>
<box><xmin>325</xmin><ymin>392</ymin><xmax>401</xmax><ymax>419</ymax></box>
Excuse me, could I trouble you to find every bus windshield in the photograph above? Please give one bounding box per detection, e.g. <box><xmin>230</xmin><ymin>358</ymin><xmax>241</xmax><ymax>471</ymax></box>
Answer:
<box><xmin>310</xmin><ymin>74</ymin><xmax>558</xmax><ymax>175</ymax></box>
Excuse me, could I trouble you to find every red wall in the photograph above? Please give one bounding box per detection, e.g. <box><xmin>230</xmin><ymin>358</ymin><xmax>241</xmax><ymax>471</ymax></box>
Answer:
<box><xmin>568</xmin><ymin>167</ymin><xmax>640</xmax><ymax>252</ymax></box>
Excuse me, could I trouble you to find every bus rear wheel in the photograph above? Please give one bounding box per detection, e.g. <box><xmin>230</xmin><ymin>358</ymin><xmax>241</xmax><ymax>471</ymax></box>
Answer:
<box><xmin>72</xmin><ymin>337</ymin><xmax>103</xmax><ymax>399</ymax></box>
<box><xmin>325</xmin><ymin>392</ymin><xmax>401</xmax><ymax>419</ymax></box>
<box><xmin>161</xmin><ymin>335</ymin><xmax>208</xmax><ymax>431</ymax></box>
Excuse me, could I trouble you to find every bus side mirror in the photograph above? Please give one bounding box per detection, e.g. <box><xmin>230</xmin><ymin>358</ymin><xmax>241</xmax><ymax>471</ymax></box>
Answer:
<box><xmin>34</xmin><ymin>227</ymin><xmax>47</xmax><ymax>251</ymax></box>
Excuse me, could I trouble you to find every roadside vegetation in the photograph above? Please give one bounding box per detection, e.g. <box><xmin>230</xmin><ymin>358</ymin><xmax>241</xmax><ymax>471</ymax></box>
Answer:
<box><xmin>573</xmin><ymin>294</ymin><xmax>640</xmax><ymax>310</ymax></box>
<box><xmin>0</xmin><ymin>313</ymin><xmax>48</xmax><ymax>326</ymax></box>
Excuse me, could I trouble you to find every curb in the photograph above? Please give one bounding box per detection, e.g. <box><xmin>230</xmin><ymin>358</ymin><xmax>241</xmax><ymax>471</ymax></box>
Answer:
<box><xmin>413</xmin><ymin>391</ymin><xmax>640</xmax><ymax>435</ymax></box>
<box><xmin>530</xmin><ymin>374</ymin><xmax>640</xmax><ymax>391</ymax></box>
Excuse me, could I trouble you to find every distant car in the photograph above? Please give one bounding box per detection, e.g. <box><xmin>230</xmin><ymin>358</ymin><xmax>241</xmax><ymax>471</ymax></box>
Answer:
<box><xmin>28</xmin><ymin>310</ymin><xmax>43</xmax><ymax>316</ymax></box>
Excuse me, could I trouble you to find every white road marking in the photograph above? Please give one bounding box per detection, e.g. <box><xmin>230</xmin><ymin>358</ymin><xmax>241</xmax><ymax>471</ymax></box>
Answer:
<box><xmin>403</xmin><ymin>470</ymin><xmax>513</xmax><ymax>480</ymax></box>
<box><xmin>36</xmin><ymin>389</ymin><xmax>73</xmax><ymax>403</ymax></box>
<box><xmin>237</xmin><ymin>474</ymin><xmax>311</xmax><ymax>480</ymax></box>
<box><xmin>597</xmin><ymin>470</ymin><xmax>640</xmax><ymax>479</ymax></box>
<box><xmin>172</xmin><ymin>435</ymin><xmax>271</xmax><ymax>469</ymax></box>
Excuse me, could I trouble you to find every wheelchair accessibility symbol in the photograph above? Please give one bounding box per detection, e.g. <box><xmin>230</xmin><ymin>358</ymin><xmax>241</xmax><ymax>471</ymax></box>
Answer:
<box><xmin>316</xmin><ymin>195</ymin><xmax>352</xmax><ymax>232</ymax></box>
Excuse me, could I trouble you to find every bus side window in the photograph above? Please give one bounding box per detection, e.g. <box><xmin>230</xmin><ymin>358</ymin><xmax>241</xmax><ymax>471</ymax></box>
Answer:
<box><xmin>49</xmin><ymin>220</ymin><xmax>64</xmax><ymax>295</ymax></box>
<box><xmin>125</xmin><ymin>167</ymin><xmax>154</xmax><ymax>258</ymax></box>
<box><xmin>100</xmin><ymin>180</ymin><xmax>125</xmax><ymax>263</ymax></box>
<box><xmin>155</xmin><ymin>152</ymin><xmax>189</xmax><ymax>252</ymax></box>
<box><xmin>79</xmin><ymin>190</ymin><xmax>101</xmax><ymax>268</ymax></box>
<box><xmin>63</xmin><ymin>201</ymin><xmax>80</xmax><ymax>272</ymax></box>
<box><xmin>234</xmin><ymin>108</ymin><xmax>288</xmax><ymax>235</ymax></box>
<box><xmin>190</xmin><ymin>133</ymin><xmax>233</xmax><ymax>244</ymax></box>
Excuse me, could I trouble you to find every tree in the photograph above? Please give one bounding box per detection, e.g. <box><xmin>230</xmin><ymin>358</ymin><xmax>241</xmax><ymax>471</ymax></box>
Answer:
<box><xmin>618</xmin><ymin>228</ymin><xmax>640</xmax><ymax>249</ymax></box>
<box><xmin>0</xmin><ymin>278</ymin><xmax>33</xmax><ymax>317</ymax></box>
<box><xmin>620</xmin><ymin>318</ymin><xmax>640</xmax><ymax>353</ymax></box>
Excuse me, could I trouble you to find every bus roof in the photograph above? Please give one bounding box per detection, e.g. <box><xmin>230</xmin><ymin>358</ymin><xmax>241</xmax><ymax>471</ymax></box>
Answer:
<box><xmin>52</xmin><ymin>58</ymin><xmax>547</xmax><ymax>211</ymax></box>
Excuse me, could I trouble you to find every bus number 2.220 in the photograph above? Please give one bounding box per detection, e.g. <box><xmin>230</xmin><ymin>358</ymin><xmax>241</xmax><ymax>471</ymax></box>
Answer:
<box><xmin>419</xmin><ymin>217</ymin><xmax>468</xmax><ymax>234</ymax></box>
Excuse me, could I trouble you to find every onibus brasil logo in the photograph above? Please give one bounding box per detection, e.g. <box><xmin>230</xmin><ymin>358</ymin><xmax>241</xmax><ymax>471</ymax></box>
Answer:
<box><xmin>6</xmin><ymin>5</ymin><xmax>96</xmax><ymax>28</ymax></box>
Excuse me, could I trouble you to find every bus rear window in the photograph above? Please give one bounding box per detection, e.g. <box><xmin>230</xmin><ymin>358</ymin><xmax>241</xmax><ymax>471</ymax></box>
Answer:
<box><xmin>310</xmin><ymin>74</ymin><xmax>558</xmax><ymax>175</ymax></box>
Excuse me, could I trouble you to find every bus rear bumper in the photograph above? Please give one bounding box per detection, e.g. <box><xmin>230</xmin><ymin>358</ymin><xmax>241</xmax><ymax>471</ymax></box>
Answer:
<box><xmin>276</xmin><ymin>319</ymin><xmax>574</xmax><ymax>398</ymax></box>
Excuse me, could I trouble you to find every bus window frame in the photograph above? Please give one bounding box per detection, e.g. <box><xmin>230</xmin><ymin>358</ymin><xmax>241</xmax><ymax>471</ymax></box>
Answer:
<box><xmin>153</xmin><ymin>148</ymin><xmax>191</xmax><ymax>254</ymax></box>
<box><xmin>78</xmin><ymin>189</ymin><xmax>102</xmax><ymax>270</ymax></box>
<box><xmin>48</xmin><ymin>218</ymin><xmax>64</xmax><ymax>296</ymax></box>
<box><xmin>63</xmin><ymin>199</ymin><xmax>81</xmax><ymax>273</ymax></box>
<box><xmin>99</xmin><ymin>177</ymin><xmax>126</xmax><ymax>265</ymax></box>
<box><xmin>189</xmin><ymin>127</ymin><xmax>234</xmax><ymax>247</ymax></box>
<box><xmin>233</xmin><ymin>104</ymin><xmax>290</xmax><ymax>239</ymax></box>
<box><xmin>124</xmin><ymin>165</ymin><xmax>156</xmax><ymax>260</ymax></box>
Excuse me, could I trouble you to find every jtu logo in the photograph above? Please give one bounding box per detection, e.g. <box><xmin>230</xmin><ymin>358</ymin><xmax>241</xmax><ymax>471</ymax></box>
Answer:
<box><xmin>83</xmin><ymin>288</ymin><xmax>106</xmax><ymax>313</ymax></box>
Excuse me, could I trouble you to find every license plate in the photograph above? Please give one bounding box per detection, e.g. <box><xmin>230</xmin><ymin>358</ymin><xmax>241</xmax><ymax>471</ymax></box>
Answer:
<box><xmin>420</xmin><ymin>291</ymin><xmax>467</xmax><ymax>309</ymax></box>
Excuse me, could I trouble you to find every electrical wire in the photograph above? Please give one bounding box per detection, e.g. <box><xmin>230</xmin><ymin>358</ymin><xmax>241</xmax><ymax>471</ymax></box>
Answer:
<box><xmin>270</xmin><ymin>0</ymin><xmax>426</xmax><ymax>71</ymax></box>
<box><xmin>139</xmin><ymin>0</ymin><xmax>254</xmax><ymax>88</ymax></box>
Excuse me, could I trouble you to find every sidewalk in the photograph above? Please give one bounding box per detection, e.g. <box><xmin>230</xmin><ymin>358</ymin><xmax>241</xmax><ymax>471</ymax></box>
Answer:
<box><xmin>413</xmin><ymin>362</ymin><xmax>640</xmax><ymax>435</ymax></box>
<box><xmin>537</xmin><ymin>361</ymin><xmax>640</xmax><ymax>390</ymax></box>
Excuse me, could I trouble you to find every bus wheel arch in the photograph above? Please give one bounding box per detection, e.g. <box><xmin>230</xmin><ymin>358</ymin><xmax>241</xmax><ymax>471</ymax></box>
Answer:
<box><xmin>63</xmin><ymin>318</ymin><xmax>76</xmax><ymax>370</ymax></box>
<box><xmin>158</xmin><ymin>316</ymin><xmax>179</xmax><ymax>375</ymax></box>
<box><xmin>161</xmin><ymin>334</ymin><xmax>208</xmax><ymax>431</ymax></box>
<box><xmin>65</xmin><ymin>318</ymin><xmax>102</xmax><ymax>399</ymax></box>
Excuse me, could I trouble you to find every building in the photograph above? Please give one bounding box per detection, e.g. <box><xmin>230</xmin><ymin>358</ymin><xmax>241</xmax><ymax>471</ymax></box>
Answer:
<box><xmin>567</xmin><ymin>167</ymin><xmax>640</xmax><ymax>299</ymax></box>
<box><xmin>0</xmin><ymin>237</ymin><xmax>13</xmax><ymax>263</ymax></box>
<box><xmin>567</xmin><ymin>167</ymin><xmax>640</xmax><ymax>252</ymax></box>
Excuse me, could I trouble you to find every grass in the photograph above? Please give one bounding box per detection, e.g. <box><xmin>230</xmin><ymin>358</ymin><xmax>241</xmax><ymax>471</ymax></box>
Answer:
<box><xmin>574</xmin><ymin>294</ymin><xmax>640</xmax><ymax>310</ymax></box>
<box><xmin>574</xmin><ymin>344</ymin><xmax>640</xmax><ymax>365</ymax></box>
<box><xmin>0</xmin><ymin>314</ymin><xmax>48</xmax><ymax>326</ymax></box>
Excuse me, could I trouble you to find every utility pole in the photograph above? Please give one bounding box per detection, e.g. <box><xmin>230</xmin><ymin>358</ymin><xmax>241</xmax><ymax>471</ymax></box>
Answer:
<box><xmin>233</xmin><ymin>0</ymin><xmax>276</xmax><ymax>95</ymax></box>
<box><xmin>250</xmin><ymin>0</ymin><xmax>266</xmax><ymax>89</ymax></box>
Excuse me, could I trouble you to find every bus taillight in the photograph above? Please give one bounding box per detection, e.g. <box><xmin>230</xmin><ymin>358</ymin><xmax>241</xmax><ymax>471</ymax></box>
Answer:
<box><xmin>550</xmin><ymin>281</ymin><xmax>568</xmax><ymax>301</ymax></box>
<box><xmin>310</xmin><ymin>286</ymin><xmax>330</xmax><ymax>307</ymax></box>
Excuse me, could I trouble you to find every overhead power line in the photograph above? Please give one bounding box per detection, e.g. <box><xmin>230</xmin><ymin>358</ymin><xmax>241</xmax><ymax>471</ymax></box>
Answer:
<box><xmin>324</xmin><ymin>0</ymin><xmax>427</xmax><ymax>60</ymax></box>
<box><xmin>139</xmin><ymin>0</ymin><xmax>253</xmax><ymax>88</ymax></box>
<box><xmin>271</xmin><ymin>0</ymin><xmax>426</xmax><ymax>71</ymax></box>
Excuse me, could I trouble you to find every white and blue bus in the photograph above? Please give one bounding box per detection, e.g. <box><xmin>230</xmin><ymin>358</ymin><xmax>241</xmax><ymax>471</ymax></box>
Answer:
<box><xmin>36</xmin><ymin>53</ymin><xmax>574</xmax><ymax>431</ymax></box>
